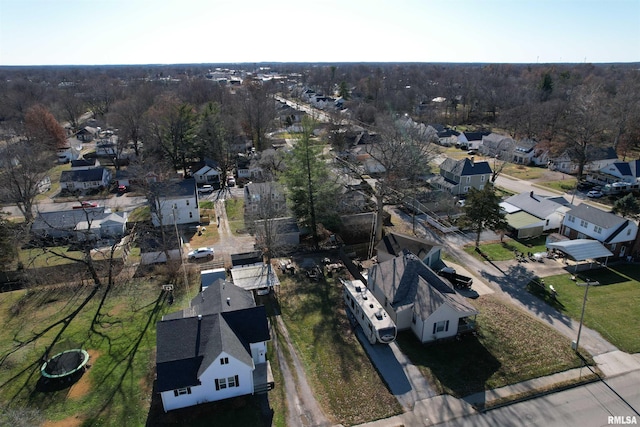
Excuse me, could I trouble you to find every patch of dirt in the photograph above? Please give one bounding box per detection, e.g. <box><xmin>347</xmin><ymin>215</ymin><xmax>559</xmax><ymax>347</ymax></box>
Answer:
<box><xmin>67</xmin><ymin>349</ymin><xmax>100</xmax><ymax>399</ymax></box>
<box><xmin>41</xmin><ymin>416</ymin><xmax>85</xmax><ymax>427</ymax></box>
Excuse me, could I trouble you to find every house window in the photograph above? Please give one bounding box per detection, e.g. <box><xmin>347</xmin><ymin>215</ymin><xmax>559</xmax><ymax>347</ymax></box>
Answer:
<box><xmin>173</xmin><ymin>387</ymin><xmax>192</xmax><ymax>396</ymax></box>
<box><xmin>481</xmin><ymin>175</ymin><xmax>486</xmax><ymax>182</ymax></box>
<box><xmin>432</xmin><ymin>320</ymin><xmax>449</xmax><ymax>334</ymax></box>
<box><xmin>568</xmin><ymin>215</ymin><xmax>575</xmax><ymax>223</ymax></box>
<box><xmin>580</xmin><ymin>220</ymin><xmax>588</xmax><ymax>228</ymax></box>
<box><xmin>546</xmin><ymin>219</ymin><xmax>550</xmax><ymax>226</ymax></box>
<box><xmin>215</xmin><ymin>375</ymin><xmax>239</xmax><ymax>390</ymax></box>
<box><xmin>220</xmin><ymin>357</ymin><xmax>229</xmax><ymax>365</ymax></box>
<box><xmin>463</xmin><ymin>186</ymin><xmax>470</xmax><ymax>193</ymax></box>
<box><xmin>173</xmin><ymin>203</ymin><xmax>177</xmax><ymax>210</ymax></box>
<box><xmin>611</xmin><ymin>243</ymin><xmax>617</xmax><ymax>251</ymax></box>
<box><xmin>594</xmin><ymin>225</ymin><xmax>602</xmax><ymax>234</ymax></box>
<box><xmin>186</xmin><ymin>200</ymin><xmax>190</xmax><ymax>206</ymax></box>
<box><xmin>479</xmin><ymin>184</ymin><xmax>484</xmax><ymax>190</ymax></box>
<box><xmin>466</xmin><ymin>176</ymin><xmax>471</xmax><ymax>184</ymax></box>
<box><xmin>189</xmin><ymin>212</ymin><xmax>193</xmax><ymax>218</ymax></box>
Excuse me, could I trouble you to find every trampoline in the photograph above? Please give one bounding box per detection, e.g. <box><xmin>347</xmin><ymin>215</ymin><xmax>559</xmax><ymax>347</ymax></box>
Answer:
<box><xmin>40</xmin><ymin>349</ymin><xmax>90</xmax><ymax>380</ymax></box>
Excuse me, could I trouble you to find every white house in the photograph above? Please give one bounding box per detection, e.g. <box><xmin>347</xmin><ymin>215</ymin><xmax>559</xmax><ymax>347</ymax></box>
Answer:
<box><xmin>549</xmin><ymin>146</ymin><xmax>618</xmax><ymax>174</ymax></box>
<box><xmin>59</xmin><ymin>167</ymin><xmax>112</xmax><ymax>192</ymax></box>
<box><xmin>31</xmin><ymin>207</ymin><xmax>127</xmax><ymax>241</ymax></box>
<box><xmin>560</xmin><ymin>203</ymin><xmax>638</xmax><ymax>258</ymax></box>
<box><xmin>156</xmin><ymin>281</ymin><xmax>273</xmax><ymax>412</ymax></box>
<box><xmin>150</xmin><ymin>179</ymin><xmax>200</xmax><ymax>227</ymax></box>
<box><xmin>366</xmin><ymin>250</ymin><xmax>478</xmax><ymax>343</ymax></box>
<box><xmin>193</xmin><ymin>160</ymin><xmax>222</xmax><ymax>187</ymax></box>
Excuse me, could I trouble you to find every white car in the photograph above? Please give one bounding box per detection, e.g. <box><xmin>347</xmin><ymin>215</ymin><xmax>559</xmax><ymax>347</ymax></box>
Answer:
<box><xmin>587</xmin><ymin>190</ymin><xmax>603</xmax><ymax>198</ymax></box>
<box><xmin>187</xmin><ymin>247</ymin><xmax>214</xmax><ymax>260</ymax></box>
<box><xmin>198</xmin><ymin>185</ymin><xmax>213</xmax><ymax>194</ymax></box>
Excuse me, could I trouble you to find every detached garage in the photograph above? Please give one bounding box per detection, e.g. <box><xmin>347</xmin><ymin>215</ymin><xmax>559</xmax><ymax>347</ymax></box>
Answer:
<box><xmin>505</xmin><ymin>211</ymin><xmax>544</xmax><ymax>239</ymax></box>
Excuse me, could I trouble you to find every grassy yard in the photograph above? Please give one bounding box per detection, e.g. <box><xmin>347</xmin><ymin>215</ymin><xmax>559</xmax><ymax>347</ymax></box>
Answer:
<box><xmin>278</xmin><ymin>273</ymin><xmax>402</xmax><ymax>426</ymax></box>
<box><xmin>397</xmin><ymin>295</ymin><xmax>590</xmax><ymax>397</ymax></box>
<box><xmin>499</xmin><ymin>163</ymin><xmax>547</xmax><ymax>180</ymax></box>
<box><xmin>463</xmin><ymin>236</ymin><xmax>548</xmax><ymax>261</ymax></box>
<box><xmin>225</xmin><ymin>198</ymin><xmax>246</xmax><ymax>235</ymax></box>
<box><xmin>537</xmin><ymin>178</ymin><xmax>577</xmax><ymax>193</ymax></box>
<box><xmin>528</xmin><ymin>264</ymin><xmax>640</xmax><ymax>353</ymax></box>
<box><xmin>0</xmin><ymin>268</ymin><xmax>283</xmax><ymax>426</ymax></box>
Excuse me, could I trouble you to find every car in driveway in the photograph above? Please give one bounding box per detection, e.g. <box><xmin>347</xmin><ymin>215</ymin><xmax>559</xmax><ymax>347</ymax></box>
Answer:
<box><xmin>587</xmin><ymin>190</ymin><xmax>604</xmax><ymax>198</ymax></box>
<box><xmin>198</xmin><ymin>185</ymin><xmax>213</xmax><ymax>194</ymax></box>
<box><xmin>187</xmin><ymin>247</ymin><xmax>214</xmax><ymax>260</ymax></box>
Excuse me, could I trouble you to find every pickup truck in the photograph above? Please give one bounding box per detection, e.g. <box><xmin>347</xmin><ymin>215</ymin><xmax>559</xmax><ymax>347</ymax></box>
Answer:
<box><xmin>437</xmin><ymin>266</ymin><xmax>473</xmax><ymax>290</ymax></box>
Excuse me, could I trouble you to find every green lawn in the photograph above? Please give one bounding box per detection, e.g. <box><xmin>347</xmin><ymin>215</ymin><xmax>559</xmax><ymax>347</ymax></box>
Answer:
<box><xmin>279</xmin><ymin>273</ymin><xmax>402</xmax><ymax>425</ymax></box>
<box><xmin>397</xmin><ymin>295</ymin><xmax>591</xmax><ymax>397</ymax></box>
<box><xmin>464</xmin><ymin>236</ymin><xmax>548</xmax><ymax>261</ymax></box>
<box><xmin>537</xmin><ymin>179</ymin><xmax>577</xmax><ymax>193</ymax></box>
<box><xmin>225</xmin><ymin>198</ymin><xmax>246</xmax><ymax>235</ymax></box>
<box><xmin>528</xmin><ymin>264</ymin><xmax>640</xmax><ymax>353</ymax></box>
<box><xmin>0</xmin><ymin>269</ymin><xmax>282</xmax><ymax>426</ymax></box>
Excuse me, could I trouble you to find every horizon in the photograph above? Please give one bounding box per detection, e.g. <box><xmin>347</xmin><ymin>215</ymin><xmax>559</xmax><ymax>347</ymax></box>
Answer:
<box><xmin>1</xmin><ymin>0</ymin><xmax>639</xmax><ymax>67</ymax></box>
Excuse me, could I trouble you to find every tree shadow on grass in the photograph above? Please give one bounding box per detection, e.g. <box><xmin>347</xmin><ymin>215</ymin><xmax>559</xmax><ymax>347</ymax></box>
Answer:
<box><xmin>396</xmin><ymin>333</ymin><xmax>501</xmax><ymax>401</ymax></box>
<box><xmin>81</xmin><ymin>290</ymin><xmax>167</xmax><ymax>425</ymax></box>
<box><xmin>1</xmin><ymin>284</ymin><xmax>102</xmax><ymax>405</ymax></box>
<box><xmin>480</xmin><ymin>264</ymin><xmax>574</xmax><ymax>328</ymax></box>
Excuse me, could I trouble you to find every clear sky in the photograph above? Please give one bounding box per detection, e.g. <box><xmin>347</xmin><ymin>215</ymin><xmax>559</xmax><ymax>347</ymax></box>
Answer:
<box><xmin>1</xmin><ymin>0</ymin><xmax>638</xmax><ymax>66</ymax></box>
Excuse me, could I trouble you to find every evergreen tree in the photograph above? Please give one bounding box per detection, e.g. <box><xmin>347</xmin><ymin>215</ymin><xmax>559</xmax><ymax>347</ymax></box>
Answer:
<box><xmin>280</xmin><ymin>117</ymin><xmax>340</xmax><ymax>248</ymax></box>
<box><xmin>612</xmin><ymin>193</ymin><xmax>640</xmax><ymax>219</ymax></box>
<box><xmin>460</xmin><ymin>183</ymin><xmax>508</xmax><ymax>247</ymax></box>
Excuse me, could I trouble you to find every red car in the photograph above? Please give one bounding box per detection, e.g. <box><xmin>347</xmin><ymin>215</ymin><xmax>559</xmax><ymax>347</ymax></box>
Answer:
<box><xmin>118</xmin><ymin>185</ymin><xmax>128</xmax><ymax>193</ymax></box>
<box><xmin>73</xmin><ymin>201</ymin><xmax>98</xmax><ymax>209</ymax></box>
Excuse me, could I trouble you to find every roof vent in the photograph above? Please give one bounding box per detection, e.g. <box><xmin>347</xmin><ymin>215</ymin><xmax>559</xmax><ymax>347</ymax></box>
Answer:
<box><xmin>226</xmin><ymin>297</ymin><xmax>231</xmax><ymax>305</ymax></box>
<box><xmin>197</xmin><ymin>314</ymin><xmax>202</xmax><ymax>321</ymax></box>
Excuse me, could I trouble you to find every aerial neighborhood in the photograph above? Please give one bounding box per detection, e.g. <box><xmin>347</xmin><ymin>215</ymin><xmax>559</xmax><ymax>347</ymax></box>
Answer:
<box><xmin>0</xmin><ymin>62</ymin><xmax>639</xmax><ymax>427</ymax></box>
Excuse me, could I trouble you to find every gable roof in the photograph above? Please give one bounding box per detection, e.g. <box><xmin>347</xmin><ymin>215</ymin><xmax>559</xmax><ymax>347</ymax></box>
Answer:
<box><xmin>375</xmin><ymin>232</ymin><xmax>440</xmax><ymax>260</ymax></box>
<box><xmin>156</xmin><ymin>283</ymin><xmax>270</xmax><ymax>392</ymax></box>
<box><xmin>31</xmin><ymin>207</ymin><xmax>109</xmax><ymax>231</ymax></box>
<box><xmin>367</xmin><ymin>250</ymin><xmax>476</xmax><ymax>318</ymax></box>
<box><xmin>503</xmin><ymin>192</ymin><xmax>571</xmax><ymax>219</ymax></box>
<box><xmin>162</xmin><ymin>279</ymin><xmax>256</xmax><ymax>320</ymax></box>
<box><xmin>440</xmin><ymin>157</ymin><xmax>492</xmax><ymax>177</ymax></box>
<box><xmin>462</xmin><ymin>131</ymin><xmax>490</xmax><ymax>141</ymax></box>
<box><xmin>60</xmin><ymin>167</ymin><xmax>108</xmax><ymax>183</ymax></box>
<box><xmin>566</xmin><ymin>203</ymin><xmax>626</xmax><ymax>229</ymax></box>
<box><xmin>71</xmin><ymin>158</ymin><xmax>98</xmax><ymax>168</ymax></box>
<box><xmin>150</xmin><ymin>178</ymin><xmax>196</xmax><ymax>198</ymax></box>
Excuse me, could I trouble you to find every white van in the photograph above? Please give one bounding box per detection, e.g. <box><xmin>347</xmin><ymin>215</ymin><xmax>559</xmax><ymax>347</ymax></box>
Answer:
<box><xmin>198</xmin><ymin>185</ymin><xmax>213</xmax><ymax>194</ymax></box>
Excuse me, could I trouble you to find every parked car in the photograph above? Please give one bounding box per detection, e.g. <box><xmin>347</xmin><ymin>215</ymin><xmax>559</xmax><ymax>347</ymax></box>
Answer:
<box><xmin>118</xmin><ymin>185</ymin><xmax>128</xmax><ymax>193</ymax></box>
<box><xmin>227</xmin><ymin>177</ymin><xmax>236</xmax><ymax>187</ymax></box>
<box><xmin>587</xmin><ymin>190</ymin><xmax>603</xmax><ymax>198</ymax></box>
<box><xmin>576</xmin><ymin>181</ymin><xmax>593</xmax><ymax>191</ymax></box>
<box><xmin>187</xmin><ymin>247</ymin><xmax>214</xmax><ymax>260</ymax></box>
<box><xmin>198</xmin><ymin>185</ymin><xmax>213</xmax><ymax>194</ymax></box>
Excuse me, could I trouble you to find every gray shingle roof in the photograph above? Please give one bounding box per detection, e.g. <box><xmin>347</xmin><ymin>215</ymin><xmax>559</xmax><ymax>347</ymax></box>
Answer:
<box><xmin>60</xmin><ymin>167</ymin><xmax>108</xmax><ymax>183</ymax></box>
<box><xmin>504</xmin><ymin>192</ymin><xmax>569</xmax><ymax>219</ymax></box>
<box><xmin>156</xmin><ymin>293</ymin><xmax>269</xmax><ymax>393</ymax></box>
<box><xmin>150</xmin><ymin>178</ymin><xmax>196</xmax><ymax>198</ymax></box>
<box><xmin>440</xmin><ymin>157</ymin><xmax>492</xmax><ymax>177</ymax></box>
<box><xmin>375</xmin><ymin>232</ymin><xmax>440</xmax><ymax>260</ymax></box>
<box><xmin>31</xmin><ymin>207</ymin><xmax>108</xmax><ymax>231</ymax></box>
<box><xmin>367</xmin><ymin>250</ymin><xmax>476</xmax><ymax>318</ymax></box>
<box><xmin>567</xmin><ymin>203</ymin><xmax>626</xmax><ymax>229</ymax></box>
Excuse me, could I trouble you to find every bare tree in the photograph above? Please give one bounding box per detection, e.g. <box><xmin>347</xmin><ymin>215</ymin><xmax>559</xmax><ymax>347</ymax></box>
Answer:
<box><xmin>0</xmin><ymin>105</ymin><xmax>64</xmax><ymax>223</ymax></box>
<box><xmin>246</xmin><ymin>181</ymin><xmax>290</xmax><ymax>262</ymax></box>
<box><xmin>240</xmin><ymin>78</ymin><xmax>277</xmax><ymax>151</ymax></box>
<box><xmin>558</xmin><ymin>83</ymin><xmax>607</xmax><ymax>180</ymax></box>
<box><xmin>367</xmin><ymin>114</ymin><xmax>437</xmax><ymax>243</ymax></box>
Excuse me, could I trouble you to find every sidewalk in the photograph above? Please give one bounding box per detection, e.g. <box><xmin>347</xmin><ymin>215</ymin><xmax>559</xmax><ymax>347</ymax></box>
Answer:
<box><xmin>354</xmin><ymin>351</ymin><xmax>640</xmax><ymax>427</ymax></box>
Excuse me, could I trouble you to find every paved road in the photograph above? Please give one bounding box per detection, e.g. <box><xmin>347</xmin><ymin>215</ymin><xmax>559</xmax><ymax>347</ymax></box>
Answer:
<box><xmin>432</xmin><ymin>370</ymin><xmax>640</xmax><ymax>427</ymax></box>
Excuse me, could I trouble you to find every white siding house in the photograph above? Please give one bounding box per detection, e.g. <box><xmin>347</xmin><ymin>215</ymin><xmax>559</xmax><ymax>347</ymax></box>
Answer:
<box><xmin>150</xmin><ymin>179</ymin><xmax>200</xmax><ymax>227</ymax></box>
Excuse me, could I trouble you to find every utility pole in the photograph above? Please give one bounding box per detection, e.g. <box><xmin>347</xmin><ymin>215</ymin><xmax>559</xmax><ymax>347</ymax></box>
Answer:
<box><xmin>573</xmin><ymin>279</ymin><xmax>598</xmax><ymax>353</ymax></box>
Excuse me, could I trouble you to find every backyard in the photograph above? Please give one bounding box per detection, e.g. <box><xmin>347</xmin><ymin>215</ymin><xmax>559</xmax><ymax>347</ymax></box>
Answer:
<box><xmin>0</xmin><ymin>269</ymin><xmax>283</xmax><ymax>427</ymax></box>
<box><xmin>528</xmin><ymin>264</ymin><xmax>640</xmax><ymax>353</ymax></box>
<box><xmin>464</xmin><ymin>236</ymin><xmax>549</xmax><ymax>261</ymax></box>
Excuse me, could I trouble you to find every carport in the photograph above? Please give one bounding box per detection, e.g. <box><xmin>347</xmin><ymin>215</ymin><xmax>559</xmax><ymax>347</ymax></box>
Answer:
<box><xmin>546</xmin><ymin>239</ymin><xmax>613</xmax><ymax>271</ymax></box>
